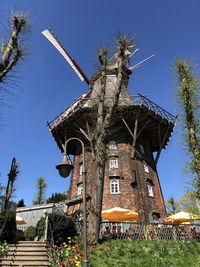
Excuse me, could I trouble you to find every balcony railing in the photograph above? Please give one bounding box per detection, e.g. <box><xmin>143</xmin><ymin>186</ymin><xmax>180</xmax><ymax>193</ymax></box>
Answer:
<box><xmin>47</xmin><ymin>94</ymin><xmax>177</xmax><ymax>130</ymax></box>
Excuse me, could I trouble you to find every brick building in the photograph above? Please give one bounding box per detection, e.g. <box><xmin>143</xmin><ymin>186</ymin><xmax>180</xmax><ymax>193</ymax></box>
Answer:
<box><xmin>48</xmin><ymin>70</ymin><xmax>176</xmax><ymax>224</ymax></box>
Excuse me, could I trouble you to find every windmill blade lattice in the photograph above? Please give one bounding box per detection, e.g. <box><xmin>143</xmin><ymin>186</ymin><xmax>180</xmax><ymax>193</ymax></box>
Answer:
<box><xmin>41</xmin><ymin>29</ymin><xmax>90</xmax><ymax>85</ymax></box>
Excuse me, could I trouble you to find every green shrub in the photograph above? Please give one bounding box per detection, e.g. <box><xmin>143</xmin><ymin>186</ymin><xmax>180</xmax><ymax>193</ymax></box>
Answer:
<box><xmin>36</xmin><ymin>217</ymin><xmax>45</xmax><ymax>238</ymax></box>
<box><xmin>24</xmin><ymin>226</ymin><xmax>37</xmax><ymax>240</ymax></box>
<box><xmin>0</xmin><ymin>241</ymin><xmax>8</xmax><ymax>257</ymax></box>
<box><xmin>89</xmin><ymin>240</ymin><xmax>200</xmax><ymax>267</ymax></box>
<box><xmin>0</xmin><ymin>210</ymin><xmax>16</xmax><ymax>243</ymax></box>
<box><xmin>36</xmin><ymin>214</ymin><xmax>76</xmax><ymax>244</ymax></box>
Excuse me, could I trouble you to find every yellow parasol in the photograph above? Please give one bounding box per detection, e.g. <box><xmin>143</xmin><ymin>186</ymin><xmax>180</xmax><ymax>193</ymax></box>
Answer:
<box><xmin>101</xmin><ymin>207</ymin><xmax>138</xmax><ymax>222</ymax></box>
<box><xmin>164</xmin><ymin>211</ymin><xmax>199</xmax><ymax>223</ymax></box>
<box><xmin>16</xmin><ymin>216</ymin><xmax>26</xmax><ymax>225</ymax></box>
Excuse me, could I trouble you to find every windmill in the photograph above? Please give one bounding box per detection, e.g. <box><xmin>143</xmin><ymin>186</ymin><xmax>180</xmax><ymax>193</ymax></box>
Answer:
<box><xmin>41</xmin><ymin>29</ymin><xmax>155</xmax><ymax>89</ymax></box>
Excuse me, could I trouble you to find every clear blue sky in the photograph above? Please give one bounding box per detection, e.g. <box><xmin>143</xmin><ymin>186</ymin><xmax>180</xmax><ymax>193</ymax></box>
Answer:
<box><xmin>0</xmin><ymin>0</ymin><xmax>200</xmax><ymax>206</ymax></box>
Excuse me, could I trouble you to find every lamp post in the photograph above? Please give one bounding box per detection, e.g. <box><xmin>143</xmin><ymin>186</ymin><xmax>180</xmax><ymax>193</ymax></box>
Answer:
<box><xmin>56</xmin><ymin>137</ymin><xmax>88</xmax><ymax>267</ymax></box>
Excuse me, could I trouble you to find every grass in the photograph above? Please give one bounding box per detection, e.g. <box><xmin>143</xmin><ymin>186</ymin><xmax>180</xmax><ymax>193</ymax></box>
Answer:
<box><xmin>89</xmin><ymin>239</ymin><xmax>200</xmax><ymax>267</ymax></box>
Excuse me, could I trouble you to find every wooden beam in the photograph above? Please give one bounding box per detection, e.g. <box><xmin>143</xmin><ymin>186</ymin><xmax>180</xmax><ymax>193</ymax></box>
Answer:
<box><xmin>74</xmin><ymin>121</ymin><xmax>91</xmax><ymax>142</ymax></box>
<box><xmin>136</xmin><ymin>118</ymin><xmax>151</xmax><ymax>138</ymax></box>
<box><xmin>155</xmin><ymin>126</ymin><xmax>169</xmax><ymax>165</ymax></box>
<box><xmin>133</xmin><ymin>113</ymin><xmax>138</xmax><ymax>147</ymax></box>
<box><xmin>122</xmin><ymin>118</ymin><xmax>134</xmax><ymax>138</ymax></box>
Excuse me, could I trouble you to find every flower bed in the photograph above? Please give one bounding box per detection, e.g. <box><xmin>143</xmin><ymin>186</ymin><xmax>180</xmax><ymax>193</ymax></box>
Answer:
<box><xmin>46</xmin><ymin>237</ymin><xmax>84</xmax><ymax>267</ymax></box>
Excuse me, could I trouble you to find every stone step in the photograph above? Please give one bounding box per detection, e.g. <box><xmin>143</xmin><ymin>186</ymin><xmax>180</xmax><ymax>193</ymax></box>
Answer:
<box><xmin>8</xmin><ymin>247</ymin><xmax>47</xmax><ymax>252</ymax></box>
<box><xmin>0</xmin><ymin>242</ymin><xmax>50</xmax><ymax>267</ymax></box>
<box><xmin>0</xmin><ymin>266</ymin><xmax>49</xmax><ymax>267</ymax></box>
<box><xmin>1</xmin><ymin>255</ymin><xmax>49</xmax><ymax>260</ymax></box>
<box><xmin>0</xmin><ymin>264</ymin><xmax>50</xmax><ymax>267</ymax></box>
<box><xmin>6</xmin><ymin>251</ymin><xmax>48</xmax><ymax>256</ymax></box>
<box><xmin>0</xmin><ymin>259</ymin><xmax>50</xmax><ymax>266</ymax></box>
<box><xmin>9</xmin><ymin>244</ymin><xmax>46</xmax><ymax>248</ymax></box>
<box><xmin>17</xmin><ymin>241</ymin><xmax>45</xmax><ymax>244</ymax></box>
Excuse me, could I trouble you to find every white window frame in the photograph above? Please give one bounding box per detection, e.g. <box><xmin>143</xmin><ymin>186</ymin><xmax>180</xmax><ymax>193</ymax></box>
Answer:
<box><xmin>139</xmin><ymin>144</ymin><xmax>144</xmax><ymax>154</ymax></box>
<box><xmin>110</xmin><ymin>179</ymin><xmax>120</xmax><ymax>194</ymax></box>
<box><xmin>147</xmin><ymin>183</ymin><xmax>154</xmax><ymax>197</ymax></box>
<box><xmin>143</xmin><ymin>160</ymin><xmax>149</xmax><ymax>173</ymax></box>
<box><xmin>77</xmin><ymin>183</ymin><xmax>83</xmax><ymax>195</ymax></box>
<box><xmin>109</xmin><ymin>157</ymin><xmax>119</xmax><ymax>169</ymax></box>
<box><xmin>79</xmin><ymin>163</ymin><xmax>83</xmax><ymax>175</ymax></box>
<box><xmin>108</xmin><ymin>141</ymin><xmax>117</xmax><ymax>150</ymax></box>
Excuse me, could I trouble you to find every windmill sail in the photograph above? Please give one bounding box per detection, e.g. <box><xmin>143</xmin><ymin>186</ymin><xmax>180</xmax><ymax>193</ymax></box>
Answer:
<box><xmin>41</xmin><ymin>29</ymin><xmax>90</xmax><ymax>85</ymax></box>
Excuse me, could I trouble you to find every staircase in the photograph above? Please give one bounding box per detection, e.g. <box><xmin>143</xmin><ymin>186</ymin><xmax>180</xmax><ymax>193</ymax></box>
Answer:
<box><xmin>0</xmin><ymin>241</ymin><xmax>50</xmax><ymax>267</ymax></box>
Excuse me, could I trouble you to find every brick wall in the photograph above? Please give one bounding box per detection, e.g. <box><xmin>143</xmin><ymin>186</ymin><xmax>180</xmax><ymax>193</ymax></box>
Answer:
<box><xmin>67</xmin><ymin>135</ymin><xmax>166</xmax><ymax>223</ymax></box>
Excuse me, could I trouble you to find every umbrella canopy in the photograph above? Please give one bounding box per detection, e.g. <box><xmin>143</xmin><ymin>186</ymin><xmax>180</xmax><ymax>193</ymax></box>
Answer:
<box><xmin>101</xmin><ymin>207</ymin><xmax>138</xmax><ymax>222</ymax></box>
<box><xmin>164</xmin><ymin>211</ymin><xmax>199</xmax><ymax>223</ymax></box>
<box><xmin>16</xmin><ymin>216</ymin><xmax>26</xmax><ymax>225</ymax></box>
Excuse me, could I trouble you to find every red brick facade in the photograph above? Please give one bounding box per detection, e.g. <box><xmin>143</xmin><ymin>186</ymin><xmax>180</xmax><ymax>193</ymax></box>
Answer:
<box><xmin>67</xmin><ymin>134</ymin><xmax>167</xmax><ymax>223</ymax></box>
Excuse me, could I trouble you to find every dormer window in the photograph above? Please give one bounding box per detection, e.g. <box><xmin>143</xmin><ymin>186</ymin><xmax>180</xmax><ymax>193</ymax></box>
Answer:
<box><xmin>109</xmin><ymin>157</ymin><xmax>118</xmax><ymax>169</ymax></box>
<box><xmin>140</xmin><ymin>144</ymin><xmax>144</xmax><ymax>154</ymax></box>
<box><xmin>143</xmin><ymin>160</ymin><xmax>149</xmax><ymax>173</ymax></box>
<box><xmin>108</xmin><ymin>141</ymin><xmax>117</xmax><ymax>150</ymax></box>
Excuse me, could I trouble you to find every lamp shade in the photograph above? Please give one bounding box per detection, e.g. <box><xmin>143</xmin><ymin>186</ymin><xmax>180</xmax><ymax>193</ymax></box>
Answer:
<box><xmin>56</xmin><ymin>154</ymin><xmax>74</xmax><ymax>178</ymax></box>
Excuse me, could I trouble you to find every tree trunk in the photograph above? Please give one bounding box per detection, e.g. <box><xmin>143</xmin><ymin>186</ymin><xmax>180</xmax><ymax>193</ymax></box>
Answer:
<box><xmin>87</xmin><ymin>54</ymin><xmax>129</xmax><ymax>243</ymax></box>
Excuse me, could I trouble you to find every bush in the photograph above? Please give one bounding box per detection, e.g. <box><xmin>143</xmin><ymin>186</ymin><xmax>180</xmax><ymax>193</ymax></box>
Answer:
<box><xmin>0</xmin><ymin>241</ymin><xmax>8</xmax><ymax>257</ymax></box>
<box><xmin>0</xmin><ymin>210</ymin><xmax>16</xmax><ymax>243</ymax></box>
<box><xmin>24</xmin><ymin>226</ymin><xmax>37</xmax><ymax>240</ymax></box>
<box><xmin>89</xmin><ymin>240</ymin><xmax>200</xmax><ymax>267</ymax></box>
<box><xmin>36</xmin><ymin>217</ymin><xmax>45</xmax><ymax>238</ymax></box>
<box><xmin>36</xmin><ymin>214</ymin><xmax>76</xmax><ymax>244</ymax></box>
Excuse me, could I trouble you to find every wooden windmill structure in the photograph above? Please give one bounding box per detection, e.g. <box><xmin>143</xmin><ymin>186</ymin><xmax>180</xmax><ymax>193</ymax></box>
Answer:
<box><xmin>42</xmin><ymin>29</ymin><xmax>176</xmax><ymax>224</ymax></box>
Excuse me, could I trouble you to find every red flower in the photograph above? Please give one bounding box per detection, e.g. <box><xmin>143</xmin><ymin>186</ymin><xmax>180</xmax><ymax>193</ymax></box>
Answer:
<box><xmin>75</xmin><ymin>249</ymin><xmax>80</xmax><ymax>252</ymax></box>
<box><xmin>71</xmin><ymin>240</ymin><xmax>76</xmax><ymax>244</ymax></box>
<box><xmin>69</xmin><ymin>259</ymin><xmax>76</xmax><ymax>263</ymax></box>
<box><xmin>78</xmin><ymin>253</ymin><xmax>84</xmax><ymax>258</ymax></box>
<box><xmin>75</xmin><ymin>245</ymin><xmax>79</xmax><ymax>248</ymax></box>
<box><xmin>59</xmin><ymin>262</ymin><xmax>63</xmax><ymax>265</ymax></box>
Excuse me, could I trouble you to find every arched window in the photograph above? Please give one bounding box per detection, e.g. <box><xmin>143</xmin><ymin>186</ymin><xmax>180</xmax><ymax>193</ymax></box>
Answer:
<box><xmin>110</xmin><ymin>179</ymin><xmax>120</xmax><ymax>194</ymax></box>
<box><xmin>146</xmin><ymin>180</ymin><xmax>154</xmax><ymax>197</ymax></box>
<box><xmin>109</xmin><ymin>157</ymin><xmax>119</xmax><ymax>169</ymax></box>
<box><xmin>143</xmin><ymin>160</ymin><xmax>149</xmax><ymax>173</ymax></box>
<box><xmin>77</xmin><ymin>183</ymin><xmax>83</xmax><ymax>195</ymax></box>
<box><xmin>108</xmin><ymin>141</ymin><xmax>117</xmax><ymax>150</ymax></box>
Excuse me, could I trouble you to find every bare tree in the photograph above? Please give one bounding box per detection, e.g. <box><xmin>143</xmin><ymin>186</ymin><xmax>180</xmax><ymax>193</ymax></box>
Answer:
<box><xmin>0</xmin><ymin>11</ymin><xmax>30</xmax><ymax>86</ymax></box>
<box><xmin>3</xmin><ymin>158</ymin><xmax>19</xmax><ymax>210</ymax></box>
<box><xmin>84</xmin><ymin>35</ymin><xmax>134</xmax><ymax>243</ymax></box>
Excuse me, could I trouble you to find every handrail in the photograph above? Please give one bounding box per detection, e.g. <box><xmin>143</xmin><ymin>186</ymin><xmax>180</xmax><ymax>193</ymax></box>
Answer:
<box><xmin>47</xmin><ymin>94</ymin><xmax>177</xmax><ymax>130</ymax></box>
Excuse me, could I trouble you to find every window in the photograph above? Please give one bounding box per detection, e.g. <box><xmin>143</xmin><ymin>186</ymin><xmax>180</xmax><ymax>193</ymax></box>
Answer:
<box><xmin>108</xmin><ymin>141</ymin><xmax>117</xmax><ymax>150</ymax></box>
<box><xmin>79</xmin><ymin>163</ymin><xmax>83</xmax><ymax>175</ymax></box>
<box><xmin>77</xmin><ymin>183</ymin><xmax>83</xmax><ymax>195</ymax></box>
<box><xmin>149</xmin><ymin>212</ymin><xmax>161</xmax><ymax>223</ymax></box>
<box><xmin>139</xmin><ymin>144</ymin><xmax>144</xmax><ymax>154</ymax></box>
<box><xmin>109</xmin><ymin>157</ymin><xmax>118</xmax><ymax>169</ymax></box>
<box><xmin>143</xmin><ymin>160</ymin><xmax>149</xmax><ymax>173</ymax></box>
<box><xmin>146</xmin><ymin>181</ymin><xmax>154</xmax><ymax>197</ymax></box>
<box><xmin>110</xmin><ymin>179</ymin><xmax>120</xmax><ymax>194</ymax></box>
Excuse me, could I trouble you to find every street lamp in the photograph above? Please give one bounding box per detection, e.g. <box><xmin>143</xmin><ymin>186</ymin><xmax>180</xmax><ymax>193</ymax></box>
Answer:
<box><xmin>56</xmin><ymin>137</ymin><xmax>88</xmax><ymax>267</ymax></box>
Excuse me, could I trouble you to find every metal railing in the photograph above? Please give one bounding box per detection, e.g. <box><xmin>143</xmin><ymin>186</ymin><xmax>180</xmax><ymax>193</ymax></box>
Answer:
<box><xmin>47</xmin><ymin>94</ymin><xmax>177</xmax><ymax>130</ymax></box>
<box><xmin>100</xmin><ymin>222</ymin><xmax>200</xmax><ymax>241</ymax></box>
